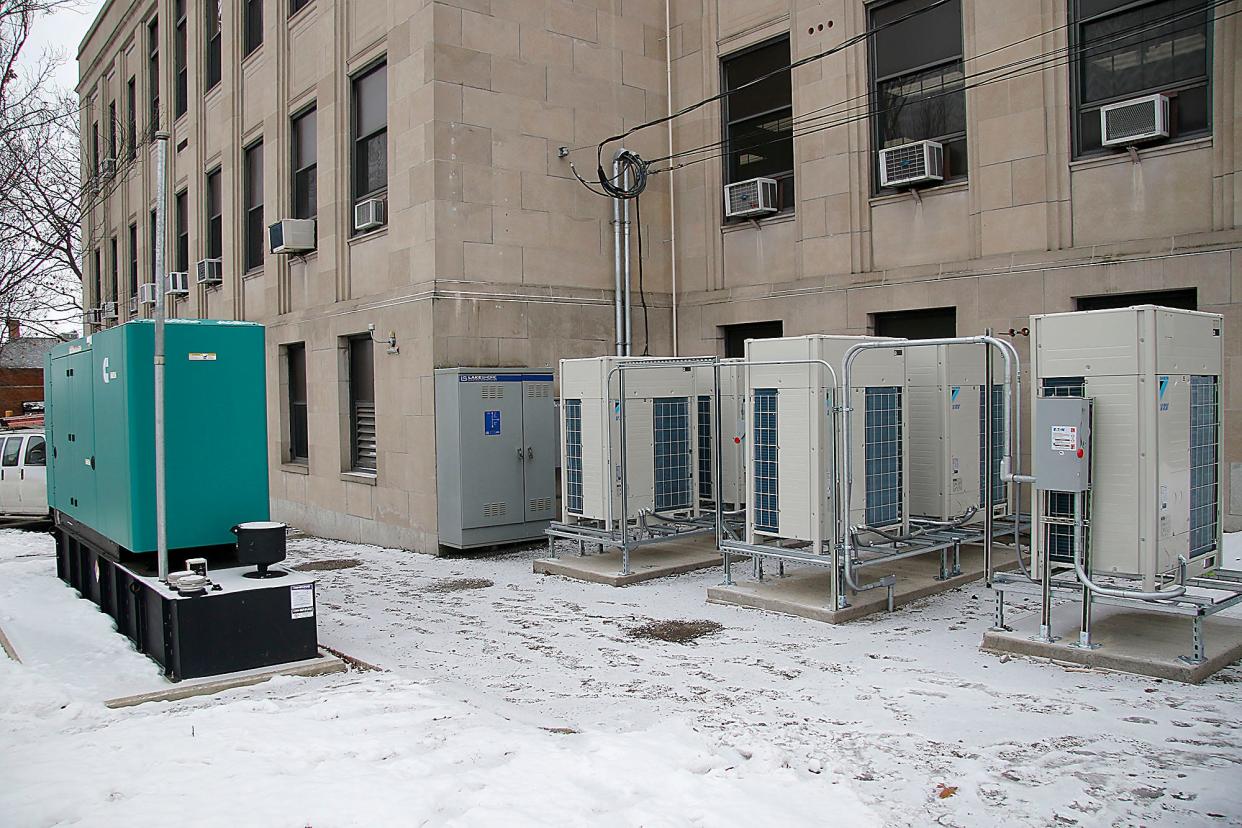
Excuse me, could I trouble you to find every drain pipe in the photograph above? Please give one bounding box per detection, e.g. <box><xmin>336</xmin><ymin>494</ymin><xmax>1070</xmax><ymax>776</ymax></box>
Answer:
<box><xmin>621</xmin><ymin>158</ymin><xmax>634</xmax><ymax>356</ymax></box>
<box><xmin>840</xmin><ymin>336</ymin><xmax>1014</xmax><ymax>596</ymax></box>
<box><xmin>611</xmin><ymin>155</ymin><xmax>624</xmax><ymax>356</ymax></box>
<box><xmin>664</xmin><ymin>0</ymin><xmax>678</xmax><ymax>356</ymax></box>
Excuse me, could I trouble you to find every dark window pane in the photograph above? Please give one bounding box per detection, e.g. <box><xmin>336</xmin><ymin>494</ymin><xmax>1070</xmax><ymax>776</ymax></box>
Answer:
<box><xmin>349</xmin><ymin>336</ymin><xmax>376</xmax><ymax>472</ymax></box>
<box><xmin>129</xmin><ymin>223</ymin><xmax>138</xmax><ymax>293</ymax></box>
<box><xmin>206</xmin><ymin>1</ymin><xmax>222</xmax><ymax>89</ymax></box>
<box><xmin>287</xmin><ymin>343</ymin><xmax>308</xmax><ymax>462</ymax></box>
<box><xmin>727</xmin><ymin>112</ymin><xmax>794</xmax><ymax>182</ymax></box>
<box><xmin>352</xmin><ymin>63</ymin><xmax>388</xmax><ymax>207</ymax></box>
<box><xmin>110</xmin><ymin>237</ymin><xmax>118</xmax><ymax>299</ymax></box>
<box><xmin>126</xmin><ymin>78</ymin><xmax>136</xmax><ymax>158</ymax></box>
<box><xmin>292</xmin><ymin>108</ymin><xmax>317</xmax><ymax>219</ymax></box>
<box><xmin>245</xmin><ymin>0</ymin><xmax>263</xmax><ymax>55</ymax></box>
<box><xmin>148</xmin><ymin>18</ymin><xmax>159</xmax><ymax>131</ymax></box>
<box><xmin>872</xmin><ymin>0</ymin><xmax>962</xmax><ymax>80</ymax></box>
<box><xmin>24</xmin><ymin>436</ymin><xmax>45</xmax><ymax>467</ymax></box>
<box><xmin>876</xmin><ymin>61</ymin><xmax>965</xmax><ymax>147</ymax></box>
<box><xmin>2</xmin><ymin>438</ymin><xmax>21</xmax><ymax>467</ymax></box>
<box><xmin>175</xmin><ymin>190</ymin><xmax>189</xmax><ymax>273</ymax></box>
<box><xmin>721</xmin><ymin>36</ymin><xmax>793</xmax><ymax>205</ymax></box>
<box><xmin>291</xmin><ymin>0</ymin><xmax>311</xmax><ymax>15</ymax></box>
<box><xmin>354</xmin><ymin>64</ymin><xmax>387</xmax><ymax>136</ymax></box>
<box><xmin>244</xmin><ymin>143</ymin><xmax>264</xmax><ymax>270</ymax></box>
<box><xmin>1176</xmin><ymin>83</ymin><xmax>1208</xmax><ymax>133</ymax></box>
<box><xmin>723</xmin><ymin>40</ymin><xmax>791</xmax><ymax>119</ymax></box>
<box><xmin>355</xmin><ymin>131</ymin><xmax>387</xmax><ymax>198</ymax></box>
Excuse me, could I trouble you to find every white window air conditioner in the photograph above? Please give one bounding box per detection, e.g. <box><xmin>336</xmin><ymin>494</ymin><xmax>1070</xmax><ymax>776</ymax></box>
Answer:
<box><xmin>269</xmin><ymin>218</ymin><xmax>316</xmax><ymax>254</ymax></box>
<box><xmin>100</xmin><ymin>301</ymin><xmax>118</xmax><ymax>320</ymax></box>
<box><xmin>879</xmin><ymin>140</ymin><xmax>944</xmax><ymax>189</ymax></box>
<box><xmin>196</xmin><ymin>258</ymin><xmax>223</xmax><ymax>285</ymax></box>
<box><xmin>138</xmin><ymin>282</ymin><xmax>159</xmax><ymax>305</ymax></box>
<box><xmin>724</xmin><ymin>177</ymin><xmax>779</xmax><ymax>219</ymax></box>
<box><xmin>166</xmin><ymin>272</ymin><xmax>189</xmax><ymax>296</ymax></box>
<box><xmin>100</xmin><ymin>157</ymin><xmax>116</xmax><ymax>179</ymax></box>
<box><xmin>1100</xmin><ymin>93</ymin><xmax>1170</xmax><ymax>148</ymax></box>
<box><xmin>354</xmin><ymin>198</ymin><xmax>387</xmax><ymax>232</ymax></box>
<box><xmin>128</xmin><ymin>296</ymin><xmax>138</xmax><ymax>315</ymax></box>
<box><xmin>84</xmin><ymin>308</ymin><xmax>102</xmax><ymax>325</ymax></box>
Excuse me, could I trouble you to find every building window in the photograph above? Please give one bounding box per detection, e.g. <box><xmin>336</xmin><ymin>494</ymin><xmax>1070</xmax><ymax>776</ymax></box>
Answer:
<box><xmin>90</xmin><ymin>122</ymin><xmax>99</xmax><ymax>175</ymax></box>
<box><xmin>721</xmin><ymin>37</ymin><xmax>793</xmax><ymax>213</ymax></box>
<box><xmin>174</xmin><ymin>0</ymin><xmax>187</xmax><ymax>119</ymax></box>
<box><xmin>869</xmin><ymin>0</ymin><xmax>966</xmax><ymax>189</ymax></box>
<box><xmin>175</xmin><ymin>189</ymin><xmax>189</xmax><ymax>274</ymax></box>
<box><xmin>1075</xmin><ymin>287</ymin><xmax>1197</xmax><ymax>311</ymax></box>
<box><xmin>286</xmin><ymin>343</ymin><xmax>308</xmax><ymax>463</ymax></box>
<box><xmin>92</xmin><ymin>248</ymin><xmax>101</xmax><ymax>308</ymax></box>
<box><xmin>290</xmin><ymin>0</ymin><xmax>312</xmax><ymax>15</ymax></box>
<box><xmin>126</xmin><ymin>77</ymin><xmax>137</xmax><ymax>158</ymax></box>
<box><xmin>148</xmin><ymin>17</ymin><xmax>159</xmax><ymax>132</ymax></box>
<box><xmin>244</xmin><ymin>141</ymin><xmax>264</xmax><ymax>271</ymax></box>
<box><xmin>206</xmin><ymin>167</ymin><xmax>223</xmax><ymax>260</ymax></box>
<box><xmin>351</xmin><ymin>61</ymin><xmax>387</xmax><ymax>209</ymax></box>
<box><xmin>722</xmin><ymin>320</ymin><xmax>783</xmax><ymax>359</ymax></box>
<box><xmin>291</xmin><ymin>106</ymin><xmax>317</xmax><ymax>220</ymax></box>
<box><xmin>206</xmin><ymin>0</ymin><xmax>222</xmax><ymax>91</ymax></box>
<box><xmin>1071</xmin><ymin>0</ymin><xmax>1210</xmax><ymax>156</ymax></box>
<box><xmin>149</xmin><ymin>208</ymin><xmax>158</xmax><ymax>283</ymax></box>
<box><xmin>244</xmin><ymin>0</ymin><xmax>263</xmax><ymax>57</ymax></box>
<box><xmin>109</xmin><ymin>236</ymin><xmax>118</xmax><ymax>301</ymax></box>
<box><xmin>128</xmin><ymin>222</ymin><xmax>138</xmax><ymax>296</ymax></box>
<box><xmin>872</xmin><ymin>306</ymin><xmax>957</xmax><ymax>339</ymax></box>
<box><xmin>348</xmin><ymin>336</ymin><xmax>376</xmax><ymax>473</ymax></box>
<box><xmin>107</xmin><ymin>101</ymin><xmax>117</xmax><ymax>161</ymax></box>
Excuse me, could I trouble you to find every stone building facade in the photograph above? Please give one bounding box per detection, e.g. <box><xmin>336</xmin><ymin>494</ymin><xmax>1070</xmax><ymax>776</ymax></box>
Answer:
<box><xmin>78</xmin><ymin>0</ymin><xmax>1240</xmax><ymax>549</ymax></box>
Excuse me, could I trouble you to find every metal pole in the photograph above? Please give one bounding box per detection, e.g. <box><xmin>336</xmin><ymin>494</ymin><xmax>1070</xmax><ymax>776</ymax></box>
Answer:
<box><xmin>983</xmin><ymin>329</ymin><xmax>994</xmax><ymax>588</ymax></box>
<box><xmin>1074</xmin><ymin>490</ymin><xmax>1099</xmax><ymax>649</ymax></box>
<box><xmin>1038</xmin><ymin>503</ymin><xmax>1055</xmax><ymax>642</ymax></box>
<box><xmin>153</xmin><ymin>130</ymin><xmax>170</xmax><ymax>583</ymax></box>
<box><xmin>713</xmin><ymin>361</ymin><xmax>724</xmax><ymax>553</ymax></box>
<box><xmin>611</xmin><ymin>157</ymin><xmax>624</xmax><ymax>357</ymax></box>
<box><xmin>618</xmin><ymin>366</ymin><xmax>630</xmax><ymax>576</ymax></box>
<box><xmin>621</xmin><ymin>166</ymin><xmax>633</xmax><ymax>357</ymax></box>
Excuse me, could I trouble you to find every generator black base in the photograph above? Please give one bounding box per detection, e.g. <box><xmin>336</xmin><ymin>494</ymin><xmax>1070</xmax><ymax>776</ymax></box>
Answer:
<box><xmin>53</xmin><ymin>517</ymin><xmax>321</xmax><ymax>682</ymax></box>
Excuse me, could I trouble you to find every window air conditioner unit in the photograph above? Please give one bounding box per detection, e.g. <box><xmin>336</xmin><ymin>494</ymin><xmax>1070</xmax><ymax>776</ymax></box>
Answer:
<box><xmin>354</xmin><ymin>198</ymin><xmax>387</xmax><ymax>232</ymax></box>
<box><xmin>138</xmin><ymin>282</ymin><xmax>159</xmax><ymax>305</ymax></box>
<box><xmin>166</xmin><ymin>271</ymin><xmax>189</xmax><ymax>296</ymax></box>
<box><xmin>1100</xmin><ymin>93</ymin><xmax>1170</xmax><ymax>148</ymax></box>
<box><xmin>128</xmin><ymin>296</ymin><xmax>138</xmax><ymax>315</ymax></box>
<box><xmin>101</xmin><ymin>157</ymin><xmax>116</xmax><ymax>178</ymax></box>
<box><xmin>879</xmin><ymin>140</ymin><xmax>944</xmax><ymax>189</ymax></box>
<box><xmin>84</xmin><ymin>308</ymin><xmax>102</xmax><ymax>325</ymax></box>
<box><xmin>196</xmin><ymin>258</ymin><xmax>223</xmax><ymax>285</ymax></box>
<box><xmin>724</xmin><ymin>177</ymin><xmax>779</xmax><ymax>219</ymax></box>
<box><xmin>269</xmin><ymin>218</ymin><xmax>316</xmax><ymax>254</ymax></box>
<box><xmin>100</xmin><ymin>301</ymin><xmax>118</xmax><ymax>320</ymax></box>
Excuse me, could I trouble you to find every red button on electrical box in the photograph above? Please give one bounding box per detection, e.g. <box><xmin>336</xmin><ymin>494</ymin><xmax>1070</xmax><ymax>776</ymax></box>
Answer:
<box><xmin>1076</xmin><ymin>448</ymin><xmax>1084</xmax><ymax>458</ymax></box>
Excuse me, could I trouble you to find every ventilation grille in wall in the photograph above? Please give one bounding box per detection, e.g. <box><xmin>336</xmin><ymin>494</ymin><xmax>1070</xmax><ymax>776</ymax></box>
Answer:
<box><xmin>480</xmin><ymin>384</ymin><xmax>504</xmax><ymax>399</ymax></box>
<box><xmin>528</xmin><ymin>497</ymin><xmax>552</xmax><ymax>513</ymax></box>
<box><xmin>863</xmin><ymin>386</ymin><xmax>903</xmax><ymax>527</ymax></box>
<box><xmin>653</xmin><ymin>397</ymin><xmax>692</xmax><ymax>511</ymax></box>
<box><xmin>697</xmin><ymin>395</ymin><xmax>713</xmax><ymax>501</ymax></box>
<box><xmin>483</xmin><ymin>502</ymin><xmax>507</xmax><ymax>518</ymax></box>
<box><xmin>1189</xmin><ymin>374</ymin><xmax>1219</xmax><ymax>559</ymax></box>
<box><xmin>564</xmin><ymin>399</ymin><xmax>583</xmax><ymax>515</ymax></box>
<box><xmin>526</xmin><ymin>383</ymin><xmax>551</xmax><ymax>398</ymax></box>
<box><xmin>753</xmin><ymin>389</ymin><xmax>778</xmax><ymax>533</ymax></box>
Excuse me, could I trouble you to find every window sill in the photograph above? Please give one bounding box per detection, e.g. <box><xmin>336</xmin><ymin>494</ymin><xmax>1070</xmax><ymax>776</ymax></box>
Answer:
<box><xmin>348</xmin><ymin>226</ymin><xmax>388</xmax><ymax>245</ymax></box>
<box><xmin>869</xmin><ymin>179</ymin><xmax>968</xmax><ymax>207</ymax></box>
<box><xmin>242</xmin><ymin>46</ymin><xmax>264</xmax><ymax>71</ymax></box>
<box><xmin>282</xmin><ymin>462</ymin><xmax>309</xmax><ymax>475</ymax></box>
<box><xmin>720</xmin><ymin>210</ymin><xmax>796</xmax><ymax>234</ymax></box>
<box><xmin>289</xmin><ymin>1</ymin><xmax>315</xmax><ymax>25</ymax></box>
<box><xmin>341</xmin><ymin>471</ymin><xmax>377</xmax><ymax>486</ymax></box>
<box><xmin>243</xmin><ymin>267</ymin><xmax>264</xmax><ymax>280</ymax></box>
<box><xmin>1069</xmin><ymin>136</ymin><xmax>1212</xmax><ymax>171</ymax></box>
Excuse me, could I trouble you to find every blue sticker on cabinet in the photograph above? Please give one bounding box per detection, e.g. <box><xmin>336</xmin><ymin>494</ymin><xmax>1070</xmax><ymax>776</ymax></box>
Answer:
<box><xmin>484</xmin><ymin>410</ymin><xmax>501</xmax><ymax>435</ymax></box>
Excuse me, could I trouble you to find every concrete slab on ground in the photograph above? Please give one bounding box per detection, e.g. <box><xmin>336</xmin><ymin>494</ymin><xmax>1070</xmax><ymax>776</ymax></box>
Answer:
<box><xmin>103</xmin><ymin>649</ymin><xmax>349</xmax><ymax>708</ymax></box>
<box><xmin>534</xmin><ymin>537</ymin><xmax>721</xmax><ymax>586</ymax></box>
<box><xmin>981</xmin><ymin>604</ymin><xmax>1242</xmax><ymax>684</ymax></box>
<box><xmin>707</xmin><ymin>544</ymin><xmax>1018</xmax><ymax>624</ymax></box>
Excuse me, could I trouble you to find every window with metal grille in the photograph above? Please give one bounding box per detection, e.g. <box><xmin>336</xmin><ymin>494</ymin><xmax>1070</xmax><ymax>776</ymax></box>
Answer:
<box><xmin>1071</xmin><ymin>0</ymin><xmax>1211</xmax><ymax>157</ymax></box>
<box><xmin>348</xmin><ymin>336</ymin><xmax>376</xmax><ymax>473</ymax></box>
<box><xmin>979</xmin><ymin>384</ymin><xmax>1006</xmax><ymax>508</ymax></box>
<box><xmin>753</xmin><ymin>389</ymin><xmax>778</xmax><ymax>532</ymax></box>
<box><xmin>721</xmin><ymin>36</ymin><xmax>794</xmax><ymax>214</ymax></box>
<box><xmin>864</xmin><ymin>386</ymin><xmax>903</xmax><ymax>527</ymax></box>
<box><xmin>1189</xmin><ymin>375</ymin><xmax>1218</xmax><ymax>558</ymax></box>
<box><xmin>697</xmin><ymin>396</ymin><xmax>713</xmax><ymax>501</ymax></box>
<box><xmin>1041</xmin><ymin>377</ymin><xmax>1087</xmax><ymax>562</ymax></box>
<box><xmin>653</xmin><ymin>398</ymin><xmax>692</xmax><ymax>511</ymax></box>
<box><xmin>869</xmin><ymin>0</ymin><xmax>967</xmax><ymax>190</ymax></box>
<box><xmin>564</xmin><ymin>399</ymin><xmax>583</xmax><ymax>515</ymax></box>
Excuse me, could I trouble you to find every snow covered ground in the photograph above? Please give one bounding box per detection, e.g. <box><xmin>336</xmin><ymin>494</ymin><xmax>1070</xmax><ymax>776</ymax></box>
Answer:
<box><xmin>2</xmin><ymin>527</ymin><xmax>1241</xmax><ymax>826</ymax></box>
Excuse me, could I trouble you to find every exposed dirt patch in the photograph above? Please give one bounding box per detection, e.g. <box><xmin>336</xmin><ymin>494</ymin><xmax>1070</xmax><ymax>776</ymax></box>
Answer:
<box><xmin>627</xmin><ymin>620</ymin><xmax>723</xmax><ymax>644</ymax></box>
<box><xmin>292</xmin><ymin>559</ymin><xmax>362</xmax><ymax>572</ymax></box>
<box><xmin>425</xmin><ymin>577</ymin><xmax>494</xmax><ymax>593</ymax></box>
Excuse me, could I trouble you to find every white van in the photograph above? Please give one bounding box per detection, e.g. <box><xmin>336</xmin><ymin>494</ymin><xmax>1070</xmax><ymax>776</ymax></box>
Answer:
<box><xmin>0</xmin><ymin>429</ymin><xmax>48</xmax><ymax>518</ymax></box>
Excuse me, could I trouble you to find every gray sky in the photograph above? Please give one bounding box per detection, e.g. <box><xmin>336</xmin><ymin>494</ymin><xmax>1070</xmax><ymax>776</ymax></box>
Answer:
<box><xmin>22</xmin><ymin>1</ymin><xmax>108</xmax><ymax>93</ymax></box>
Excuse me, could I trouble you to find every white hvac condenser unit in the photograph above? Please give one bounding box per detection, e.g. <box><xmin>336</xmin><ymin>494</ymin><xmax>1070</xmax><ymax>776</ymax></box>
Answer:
<box><xmin>693</xmin><ymin>359</ymin><xmax>746</xmax><ymax>509</ymax></box>
<box><xmin>743</xmin><ymin>335</ymin><xmax>908</xmax><ymax>547</ymax></box>
<box><xmin>905</xmin><ymin>344</ymin><xmax>1008</xmax><ymax>523</ymax></box>
<box><xmin>559</xmin><ymin>356</ymin><xmax>707</xmax><ymax>526</ymax></box>
<box><xmin>1031</xmin><ymin>306</ymin><xmax>1224</xmax><ymax>588</ymax></box>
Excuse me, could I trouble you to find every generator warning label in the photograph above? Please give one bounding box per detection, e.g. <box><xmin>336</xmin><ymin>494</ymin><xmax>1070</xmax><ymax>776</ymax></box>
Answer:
<box><xmin>187</xmin><ymin>352</ymin><xmax>217</xmax><ymax>361</ymax></box>
<box><xmin>290</xmin><ymin>584</ymin><xmax>315</xmax><ymax>620</ymax></box>
<box><xmin>484</xmin><ymin>410</ymin><xmax>501</xmax><ymax>435</ymax></box>
<box><xmin>1050</xmin><ymin>425</ymin><xmax>1078</xmax><ymax>452</ymax></box>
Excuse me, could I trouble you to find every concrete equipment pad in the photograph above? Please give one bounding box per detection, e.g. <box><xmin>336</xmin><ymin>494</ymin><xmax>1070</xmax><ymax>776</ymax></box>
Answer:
<box><xmin>534</xmin><ymin>537</ymin><xmax>721</xmax><ymax>586</ymax></box>
<box><xmin>707</xmin><ymin>544</ymin><xmax>1018</xmax><ymax>624</ymax></box>
<box><xmin>981</xmin><ymin>604</ymin><xmax>1242</xmax><ymax>684</ymax></box>
<box><xmin>103</xmin><ymin>649</ymin><xmax>349</xmax><ymax>708</ymax></box>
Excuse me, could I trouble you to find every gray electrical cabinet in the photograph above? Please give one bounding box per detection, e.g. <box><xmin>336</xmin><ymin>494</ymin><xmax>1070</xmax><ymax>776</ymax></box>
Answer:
<box><xmin>1033</xmin><ymin>397</ymin><xmax>1093</xmax><ymax>493</ymax></box>
<box><xmin>435</xmin><ymin>367</ymin><xmax>557</xmax><ymax>549</ymax></box>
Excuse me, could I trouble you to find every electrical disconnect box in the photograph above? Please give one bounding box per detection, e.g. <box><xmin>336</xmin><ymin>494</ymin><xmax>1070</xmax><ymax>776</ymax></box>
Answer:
<box><xmin>1034</xmin><ymin>397</ymin><xmax>1092</xmax><ymax>492</ymax></box>
<box><xmin>1031</xmin><ymin>305</ymin><xmax>1224</xmax><ymax>587</ymax></box>
<box><xmin>435</xmin><ymin>368</ymin><xmax>557</xmax><ymax>549</ymax></box>
<box><xmin>693</xmin><ymin>359</ymin><xmax>746</xmax><ymax>509</ymax></box>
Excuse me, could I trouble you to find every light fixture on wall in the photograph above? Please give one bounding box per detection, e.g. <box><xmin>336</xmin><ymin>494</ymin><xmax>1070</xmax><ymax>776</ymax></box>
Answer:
<box><xmin>367</xmin><ymin>323</ymin><xmax>399</xmax><ymax>355</ymax></box>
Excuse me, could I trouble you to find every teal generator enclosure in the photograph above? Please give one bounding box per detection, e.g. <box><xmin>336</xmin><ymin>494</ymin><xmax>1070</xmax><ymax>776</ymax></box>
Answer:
<box><xmin>45</xmin><ymin>319</ymin><xmax>270</xmax><ymax>555</ymax></box>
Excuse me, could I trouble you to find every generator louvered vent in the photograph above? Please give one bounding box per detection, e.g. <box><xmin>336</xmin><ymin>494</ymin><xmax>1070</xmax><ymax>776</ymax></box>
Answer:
<box><xmin>752</xmin><ymin>389</ymin><xmax>778</xmax><ymax>533</ymax></box>
<box><xmin>723</xmin><ymin>177</ymin><xmax>779</xmax><ymax>219</ymax></box>
<box><xmin>483</xmin><ymin>502</ymin><xmax>507</xmax><ymax>518</ymax></box>
<box><xmin>353</xmin><ymin>401</ymin><xmax>377</xmax><ymax>471</ymax></box>
<box><xmin>1100</xmin><ymin>94</ymin><xmax>1169</xmax><ymax>147</ymax></box>
<box><xmin>564</xmin><ymin>399</ymin><xmax>583</xmax><ymax>515</ymax></box>
<box><xmin>526</xmin><ymin>383</ymin><xmax>550</xmax><ymax>398</ymax></box>
<box><xmin>528</xmin><ymin>497</ymin><xmax>552</xmax><ymax>513</ymax></box>
<box><xmin>879</xmin><ymin>140</ymin><xmax>944</xmax><ymax>189</ymax></box>
<box><xmin>653</xmin><ymin>397</ymin><xmax>692</xmax><ymax>511</ymax></box>
<box><xmin>480</xmin><ymin>384</ymin><xmax>504</xmax><ymax>399</ymax></box>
